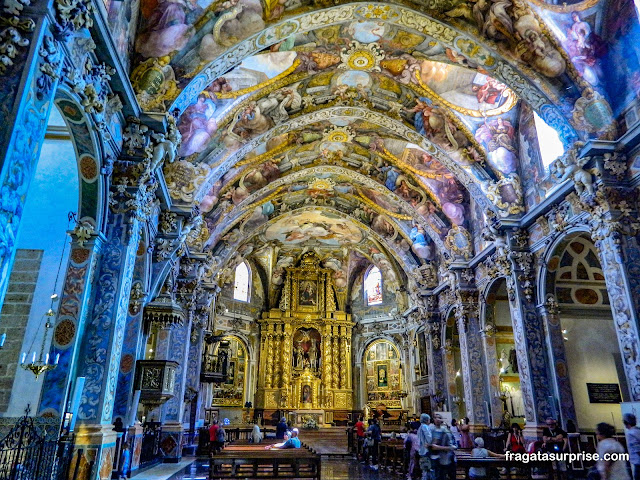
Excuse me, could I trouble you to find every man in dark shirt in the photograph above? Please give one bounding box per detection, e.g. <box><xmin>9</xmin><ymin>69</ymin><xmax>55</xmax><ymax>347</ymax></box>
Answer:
<box><xmin>276</xmin><ymin>417</ymin><xmax>288</xmax><ymax>440</ymax></box>
<box><xmin>542</xmin><ymin>418</ymin><xmax>568</xmax><ymax>479</ymax></box>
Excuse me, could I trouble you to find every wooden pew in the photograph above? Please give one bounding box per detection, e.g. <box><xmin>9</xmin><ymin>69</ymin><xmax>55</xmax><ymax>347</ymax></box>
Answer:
<box><xmin>209</xmin><ymin>440</ymin><xmax>321</xmax><ymax>480</ymax></box>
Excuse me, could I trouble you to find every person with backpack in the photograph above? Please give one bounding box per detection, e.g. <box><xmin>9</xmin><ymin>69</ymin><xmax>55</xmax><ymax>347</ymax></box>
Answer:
<box><xmin>367</xmin><ymin>418</ymin><xmax>382</xmax><ymax>470</ymax></box>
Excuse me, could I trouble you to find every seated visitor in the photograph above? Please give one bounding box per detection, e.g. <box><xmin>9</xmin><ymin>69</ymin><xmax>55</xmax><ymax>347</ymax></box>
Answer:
<box><xmin>268</xmin><ymin>428</ymin><xmax>301</xmax><ymax>449</ymax></box>
<box><xmin>468</xmin><ymin>437</ymin><xmax>505</xmax><ymax>480</ymax></box>
<box><xmin>252</xmin><ymin>424</ymin><xmax>263</xmax><ymax>443</ymax></box>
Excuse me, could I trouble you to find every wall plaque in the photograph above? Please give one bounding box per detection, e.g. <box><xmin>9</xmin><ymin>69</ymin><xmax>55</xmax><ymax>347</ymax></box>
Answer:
<box><xmin>586</xmin><ymin>383</ymin><xmax>622</xmax><ymax>404</ymax></box>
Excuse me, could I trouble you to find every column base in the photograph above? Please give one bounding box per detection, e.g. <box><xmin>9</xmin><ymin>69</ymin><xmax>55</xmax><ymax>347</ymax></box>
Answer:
<box><xmin>160</xmin><ymin>422</ymin><xmax>184</xmax><ymax>462</ymax></box>
<box><xmin>128</xmin><ymin>422</ymin><xmax>144</xmax><ymax>474</ymax></box>
<box><xmin>73</xmin><ymin>424</ymin><xmax>119</xmax><ymax>480</ymax></box>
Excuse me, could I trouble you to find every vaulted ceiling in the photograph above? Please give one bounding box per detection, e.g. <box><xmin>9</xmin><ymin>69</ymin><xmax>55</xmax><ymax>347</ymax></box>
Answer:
<box><xmin>128</xmin><ymin>0</ymin><xmax>625</xmax><ymax>296</ymax></box>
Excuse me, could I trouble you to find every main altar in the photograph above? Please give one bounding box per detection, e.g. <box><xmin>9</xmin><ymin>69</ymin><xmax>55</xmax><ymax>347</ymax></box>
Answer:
<box><xmin>255</xmin><ymin>252</ymin><xmax>354</xmax><ymax>425</ymax></box>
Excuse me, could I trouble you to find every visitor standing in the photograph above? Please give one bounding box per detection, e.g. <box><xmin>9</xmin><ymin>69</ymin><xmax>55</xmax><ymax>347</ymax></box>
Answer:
<box><xmin>596</xmin><ymin>422</ymin><xmax>630</xmax><ymax>480</ymax></box>
<box><xmin>405</xmin><ymin>422</ymin><xmax>420</xmax><ymax>480</ymax></box>
<box><xmin>459</xmin><ymin>417</ymin><xmax>473</xmax><ymax>449</ymax></box>
<box><xmin>355</xmin><ymin>416</ymin><xmax>366</xmax><ymax>458</ymax></box>
<box><xmin>429</xmin><ymin>413</ymin><xmax>455</xmax><ymax>480</ymax></box>
<box><xmin>624</xmin><ymin>414</ymin><xmax>640</xmax><ymax>480</ymax></box>
<box><xmin>368</xmin><ymin>418</ymin><xmax>382</xmax><ymax>470</ymax></box>
<box><xmin>209</xmin><ymin>420</ymin><xmax>219</xmax><ymax>455</ymax></box>
<box><xmin>276</xmin><ymin>417</ymin><xmax>287</xmax><ymax>439</ymax></box>
<box><xmin>418</xmin><ymin>413</ymin><xmax>432</xmax><ymax>480</ymax></box>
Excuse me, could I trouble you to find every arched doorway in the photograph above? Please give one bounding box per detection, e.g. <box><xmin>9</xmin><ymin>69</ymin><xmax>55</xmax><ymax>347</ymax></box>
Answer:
<box><xmin>546</xmin><ymin>234</ymin><xmax>624</xmax><ymax>429</ymax></box>
<box><xmin>0</xmin><ymin>106</ymin><xmax>79</xmax><ymax>416</ymax></box>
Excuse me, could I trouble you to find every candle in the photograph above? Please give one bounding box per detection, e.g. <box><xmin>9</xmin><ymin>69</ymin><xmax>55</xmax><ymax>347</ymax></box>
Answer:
<box><xmin>45</xmin><ymin>353</ymin><xmax>49</xmax><ymax>364</ymax></box>
<box><xmin>55</xmin><ymin>354</ymin><xmax>60</xmax><ymax>364</ymax></box>
<box><xmin>32</xmin><ymin>352</ymin><xmax>36</xmax><ymax>363</ymax></box>
<box><xmin>21</xmin><ymin>352</ymin><xmax>26</xmax><ymax>364</ymax></box>
<box><xmin>0</xmin><ymin>333</ymin><xmax>6</xmax><ymax>348</ymax></box>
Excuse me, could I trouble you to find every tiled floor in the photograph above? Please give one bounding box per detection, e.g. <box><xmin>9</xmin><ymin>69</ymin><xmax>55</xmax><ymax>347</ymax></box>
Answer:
<box><xmin>165</xmin><ymin>459</ymin><xmax>400</xmax><ymax>480</ymax></box>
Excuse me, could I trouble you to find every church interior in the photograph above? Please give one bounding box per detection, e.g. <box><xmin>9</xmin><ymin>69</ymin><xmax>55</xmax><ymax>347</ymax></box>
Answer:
<box><xmin>1</xmin><ymin>0</ymin><xmax>640</xmax><ymax>477</ymax></box>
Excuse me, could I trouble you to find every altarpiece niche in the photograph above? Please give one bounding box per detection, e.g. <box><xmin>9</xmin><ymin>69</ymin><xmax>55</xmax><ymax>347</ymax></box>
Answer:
<box><xmin>255</xmin><ymin>252</ymin><xmax>354</xmax><ymax>426</ymax></box>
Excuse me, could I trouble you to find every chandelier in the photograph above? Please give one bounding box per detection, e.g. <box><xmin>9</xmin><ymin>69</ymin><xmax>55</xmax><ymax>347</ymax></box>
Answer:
<box><xmin>20</xmin><ymin>212</ymin><xmax>74</xmax><ymax>378</ymax></box>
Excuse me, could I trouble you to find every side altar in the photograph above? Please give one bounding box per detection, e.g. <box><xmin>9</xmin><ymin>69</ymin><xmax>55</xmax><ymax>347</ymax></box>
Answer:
<box><xmin>255</xmin><ymin>252</ymin><xmax>354</xmax><ymax>426</ymax></box>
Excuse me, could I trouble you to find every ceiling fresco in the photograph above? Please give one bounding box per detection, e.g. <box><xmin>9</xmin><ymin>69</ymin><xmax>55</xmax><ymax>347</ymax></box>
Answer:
<box><xmin>124</xmin><ymin>0</ymin><xmax>635</xmax><ymax>296</ymax></box>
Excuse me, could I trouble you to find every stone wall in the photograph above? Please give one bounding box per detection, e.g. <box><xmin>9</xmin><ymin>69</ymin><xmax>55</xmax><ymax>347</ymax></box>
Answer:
<box><xmin>0</xmin><ymin>249</ymin><xmax>43</xmax><ymax>412</ymax></box>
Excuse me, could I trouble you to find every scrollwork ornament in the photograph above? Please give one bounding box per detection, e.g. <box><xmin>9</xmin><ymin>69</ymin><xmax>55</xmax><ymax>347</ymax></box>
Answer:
<box><xmin>36</xmin><ymin>35</ymin><xmax>61</xmax><ymax>100</ymax></box>
<box><xmin>159</xmin><ymin>211</ymin><xmax>177</xmax><ymax>235</ymax></box>
<box><xmin>0</xmin><ymin>0</ymin><xmax>35</xmax><ymax>76</ymax></box>
<box><xmin>544</xmin><ymin>293</ymin><xmax>559</xmax><ymax>316</ymax></box>
<box><xmin>54</xmin><ymin>0</ymin><xmax>94</xmax><ymax>37</ymax></box>
<box><xmin>602</xmin><ymin>152</ymin><xmax>628</xmax><ymax>181</ymax></box>
<box><xmin>71</xmin><ymin>220</ymin><xmax>95</xmax><ymax>247</ymax></box>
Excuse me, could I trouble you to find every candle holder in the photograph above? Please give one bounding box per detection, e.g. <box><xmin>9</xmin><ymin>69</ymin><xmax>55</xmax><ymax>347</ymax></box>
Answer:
<box><xmin>21</xmin><ymin>305</ymin><xmax>59</xmax><ymax>379</ymax></box>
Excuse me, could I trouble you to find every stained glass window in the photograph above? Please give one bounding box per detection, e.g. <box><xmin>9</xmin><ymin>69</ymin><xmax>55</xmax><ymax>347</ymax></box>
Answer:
<box><xmin>233</xmin><ymin>262</ymin><xmax>250</xmax><ymax>302</ymax></box>
<box><xmin>364</xmin><ymin>266</ymin><xmax>383</xmax><ymax>306</ymax></box>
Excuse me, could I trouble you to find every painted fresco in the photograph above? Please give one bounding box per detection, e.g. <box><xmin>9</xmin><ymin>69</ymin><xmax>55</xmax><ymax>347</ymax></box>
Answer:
<box><xmin>107</xmin><ymin>0</ymin><xmax>141</xmax><ymax>71</ymax></box>
<box><xmin>601</xmin><ymin>0</ymin><xmax>640</xmax><ymax>117</ymax></box>
<box><xmin>264</xmin><ymin>209</ymin><xmax>363</xmax><ymax>246</ymax></box>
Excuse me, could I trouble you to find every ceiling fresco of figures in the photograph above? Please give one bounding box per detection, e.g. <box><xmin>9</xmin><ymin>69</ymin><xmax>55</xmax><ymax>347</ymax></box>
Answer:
<box><xmin>124</xmin><ymin>0</ymin><xmax>639</xmax><ymax>293</ymax></box>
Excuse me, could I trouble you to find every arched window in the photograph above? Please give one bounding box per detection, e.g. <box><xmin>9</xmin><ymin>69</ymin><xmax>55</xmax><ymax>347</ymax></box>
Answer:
<box><xmin>533</xmin><ymin>111</ymin><xmax>565</xmax><ymax>170</ymax></box>
<box><xmin>364</xmin><ymin>266</ymin><xmax>383</xmax><ymax>306</ymax></box>
<box><xmin>233</xmin><ymin>262</ymin><xmax>250</xmax><ymax>302</ymax></box>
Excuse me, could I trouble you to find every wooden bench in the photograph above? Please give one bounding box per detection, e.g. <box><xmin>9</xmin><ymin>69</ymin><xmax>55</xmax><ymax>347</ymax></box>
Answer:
<box><xmin>209</xmin><ymin>440</ymin><xmax>321</xmax><ymax>480</ymax></box>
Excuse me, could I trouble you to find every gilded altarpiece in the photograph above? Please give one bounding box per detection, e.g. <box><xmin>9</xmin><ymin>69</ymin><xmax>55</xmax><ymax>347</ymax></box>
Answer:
<box><xmin>256</xmin><ymin>253</ymin><xmax>354</xmax><ymax>423</ymax></box>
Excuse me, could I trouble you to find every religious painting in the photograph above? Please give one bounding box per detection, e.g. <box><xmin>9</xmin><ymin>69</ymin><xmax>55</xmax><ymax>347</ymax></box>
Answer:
<box><xmin>414</xmin><ymin>61</ymin><xmax>516</xmax><ymax>116</ymax></box>
<box><xmin>292</xmin><ymin>328</ymin><xmax>322</xmax><ymax>371</ymax></box>
<box><xmin>376</xmin><ymin>362</ymin><xmax>389</xmax><ymax>388</ymax></box>
<box><xmin>299</xmin><ymin>280</ymin><xmax>317</xmax><ymax>306</ymax></box>
<box><xmin>301</xmin><ymin>385</ymin><xmax>312</xmax><ymax>403</ymax></box>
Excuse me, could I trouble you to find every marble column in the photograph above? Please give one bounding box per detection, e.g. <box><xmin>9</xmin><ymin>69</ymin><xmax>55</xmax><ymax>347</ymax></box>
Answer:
<box><xmin>38</xmin><ymin>233</ymin><xmax>104</xmax><ymax>417</ymax></box>
<box><xmin>159</xmin><ymin>318</ymin><xmax>192</xmax><ymax>462</ymax></box>
<box><xmin>455</xmin><ymin>298</ymin><xmax>490</xmax><ymax>426</ymax></box>
<box><xmin>537</xmin><ymin>295</ymin><xmax>577</xmax><ymax>428</ymax></box>
<box><xmin>593</xmin><ymin>223</ymin><xmax>640</xmax><ymax>400</ymax></box>
<box><xmin>0</xmin><ymin>10</ymin><xmax>64</xmax><ymax>308</ymax></box>
<box><xmin>443</xmin><ymin>344</ymin><xmax>460</xmax><ymax>419</ymax></box>
<box><xmin>480</xmin><ymin>323</ymin><xmax>503</xmax><ymax>428</ymax></box>
<box><xmin>73</xmin><ymin>212</ymin><xmax>145</xmax><ymax>479</ymax></box>
<box><xmin>112</xmin><ymin>249</ymin><xmax>149</xmax><ymax>423</ymax></box>
<box><xmin>506</xmin><ymin>234</ymin><xmax>555</xmax><ymax>433</ymax></box>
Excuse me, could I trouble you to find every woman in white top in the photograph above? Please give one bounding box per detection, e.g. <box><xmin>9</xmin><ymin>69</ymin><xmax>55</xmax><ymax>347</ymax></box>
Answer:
<box><xmin>468</xmin><ymin>437</ymin><xmax>505</xmax><ymax>479</ymax></box>
<box><xmin>596</xmin><ymin>422</ymin><xmax>630</xmax><ymax>480</ymax></box>
<box><xmin>252</xmin><ymin>424</ymin><xmax>263</xmax><ymax>443</ymax></box>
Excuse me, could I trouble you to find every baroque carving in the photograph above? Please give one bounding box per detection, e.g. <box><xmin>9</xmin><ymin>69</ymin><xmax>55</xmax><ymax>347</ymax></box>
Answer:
<box><xmin>0</xmin><ymin>0</ymin><xmax>35</xmax><ymax>75</ymax></box>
